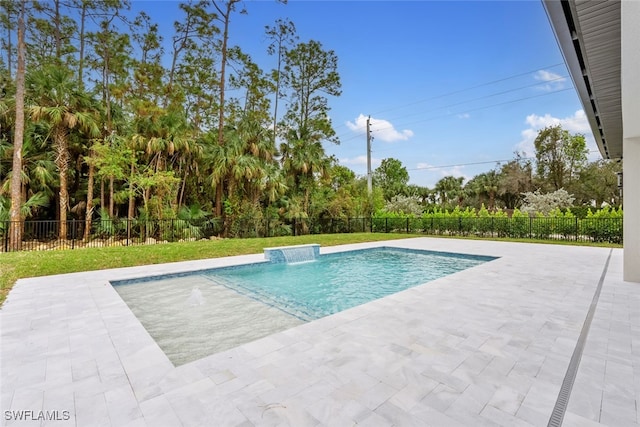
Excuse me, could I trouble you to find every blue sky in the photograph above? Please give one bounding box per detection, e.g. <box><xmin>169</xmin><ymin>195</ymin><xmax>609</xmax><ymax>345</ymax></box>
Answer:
<box><xmin>135</xmin><ymin>0</ymin><xmax>596</xmax><ymax>188</ymax></box>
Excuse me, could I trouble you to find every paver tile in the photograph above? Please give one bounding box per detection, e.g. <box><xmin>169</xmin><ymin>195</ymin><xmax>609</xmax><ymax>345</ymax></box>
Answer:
<box><xmin>1</xmin><ymin>240</ymin><xmax>632</xmax><ymax>426</ymax></box>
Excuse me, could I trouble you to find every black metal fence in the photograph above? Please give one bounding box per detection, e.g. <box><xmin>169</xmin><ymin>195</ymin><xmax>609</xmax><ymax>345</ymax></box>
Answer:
<box><xmin>370</xmin><ymin>216</ymin><xmax>622</xmax><ymax>244</ymax></box>
<box><xmin>0</xmin><ymin>216</ymin><xmax>623</xmax><ymax>252</ymax></box>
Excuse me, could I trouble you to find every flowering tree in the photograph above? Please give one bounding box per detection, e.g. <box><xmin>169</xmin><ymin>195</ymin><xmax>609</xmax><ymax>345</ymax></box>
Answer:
<box><xmin>521</xmin><ymin>188</ymin><xmax>575</xmax><ymax>216</ymax></box>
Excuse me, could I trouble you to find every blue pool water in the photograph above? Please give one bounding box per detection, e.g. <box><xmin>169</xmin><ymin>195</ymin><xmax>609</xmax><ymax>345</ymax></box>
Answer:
<box><xmin>112</xmin><ymin>246</ymin><xmax>495</xmax><ymax>365</ymax></box>
<box><xmin>205</xmin><ymin>247</ymin><xmax>494</xmax><ymax>321</ymax></box>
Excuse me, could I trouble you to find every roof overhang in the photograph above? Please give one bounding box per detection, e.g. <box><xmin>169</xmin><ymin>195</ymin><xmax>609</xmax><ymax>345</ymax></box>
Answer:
<box><xmin>542</xmin><ymin>0</ymin><xmax>622</xmax><ymax>160</ymax></box>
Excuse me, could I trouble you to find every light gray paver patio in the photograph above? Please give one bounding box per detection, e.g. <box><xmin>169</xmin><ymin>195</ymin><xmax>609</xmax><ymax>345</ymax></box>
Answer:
<box><xmin>1</xmin><ymin>237</ymin><xmax>637</xmax><ymax>426</ymax></box>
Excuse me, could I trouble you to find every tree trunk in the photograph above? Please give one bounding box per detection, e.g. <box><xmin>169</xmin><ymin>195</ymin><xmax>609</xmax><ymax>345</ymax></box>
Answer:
<box><xmin>100</xmin><ymin>177</ymin><xmax>105</xmax><ymax>211</ymax></box>
<box><xmin>84</xmin><ymin>161</ymin><xmax>95</xmax><ymax>241</ymax></box>
<box><xmin>178</xmin><ymin>165</ymin><xmax>187</xmax><ymax>208</ymax></box>
<box><xmin>127</xmin><ymin>160</ymin><xmax>135</xmax><ymax>243</ymax></box>
<box><xmin>216</xmin><ymin>1</ymin><xmax>232</xmax><ymax>149</ymax></box>
<box><xmin>54</xmin><ymin>0</ymin><xmax>61</xmax><ymax>60</ymax></box>
<box><xmin>109</xmin><ymin>175</ymin><xmax>114</xmax><ymax>217</ymax></box>
<box><xmin>8</xmin><ymin>0</ymin><xmax>26</xmax><ymax>251</ymax></box>
<box><xmin>78</xmin><ymin>2</ymin><xmax>87</xmax><ymax>88</ymax></box>
<box><xmin>54</xmin><ymin>127</ymin><xmax>70</xmax><ymax>240</ymax></box>
<box><xmin>3</xmin><ymin>1</ymin><xmax>13</xmax><ymax>78</ymax></box>
<box><xmin>128</xmin><ymin>160</ymin><xmax>135</xmax><ymax>219</ymax></box>
<box><xmin>272</xmin><ymin>46</ymin><xmax>282</xmax><ymax>144</ymax></box>
<box><xmin>215</xmin><ymin>184</ymin><xmax>223</xmax><ymax>217</ymax></box>
<box><xmin>213</xmin><ymin>1</ymin><xmax>236</xmax><ymax>217</ymax></box>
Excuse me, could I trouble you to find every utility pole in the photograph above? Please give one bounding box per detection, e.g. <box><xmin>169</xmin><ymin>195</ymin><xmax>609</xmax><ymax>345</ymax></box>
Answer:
<box><xmin>366</xmin><ymin>116</ymin><xmax>372</xmax><ymax>195</ymax></box>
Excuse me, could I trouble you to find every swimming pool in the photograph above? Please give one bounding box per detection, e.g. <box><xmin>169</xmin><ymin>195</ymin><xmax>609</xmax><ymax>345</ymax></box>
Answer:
<box><xmin>112</xmin><ymin>247</ymin><xmax>496</xmax><ymax>365</ymax></box>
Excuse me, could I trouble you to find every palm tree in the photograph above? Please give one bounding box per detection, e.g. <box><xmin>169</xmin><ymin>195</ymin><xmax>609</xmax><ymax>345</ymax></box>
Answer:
<box><xmin>202</xmin><ymin>132</ymin><xmax>238</xmax><ymax>212</ymax></box>
<box><xmin>203</xmin><ymin>117</ymin><xmax>275</xmax><ymax>206</ymax></box>
<box><xmin>203</xmin><ymin>129</ymin><xmax>250</xmax><ymax>200</ymax></box>
<box><xmin>129</xmin><ymin>106</ymin><xmax>196</xmax><ymax>218</ymax></box>
<box><xmin>28</xmin><ymin>66</ymin><xmax>100</xmax><ymax>239</ymax></box>
<box><xmin>480</xmin><ymin>170</ymin><xmax>499</xmax><ymax>210</ymax></box>
<box><xmin>260</xmin><ymin>163</ymin><xmax>287</xmax><ymax>205</ymax></box>
<box><xmin>434</xmin><ymin>176</ymin><xmax>464</xmax><ymax>209</ymax></box>
<box><xmin>0</xmin><ymin>128</ymin><xmax>52</xmax><ymax>223</ymax></box>
<box><xmin>233</xmin><ymin>114</ymin><xmax>278</xmax><ymax>205</ymax></box>
<box><xmin>1</xmin><ymin>129</ymin><xmax>56</xmax><ymax>208</ymax></box>
<box><xmin>280</xmin><ymin>129</ymin><xmax>331</xmax><ymax>216</ymax></box>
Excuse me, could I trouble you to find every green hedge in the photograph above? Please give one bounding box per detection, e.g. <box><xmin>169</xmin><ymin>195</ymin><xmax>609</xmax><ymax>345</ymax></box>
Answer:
<box><xmin>370</xmin><ymin>205</ymin><xmax>623</xmax><ymax>243</ymax></box>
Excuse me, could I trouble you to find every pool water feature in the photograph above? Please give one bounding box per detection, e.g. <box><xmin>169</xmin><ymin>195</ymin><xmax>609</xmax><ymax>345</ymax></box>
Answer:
<box><xmin>112</xmin><ymin>247</ymin><xmax>496</xmax><ymax>365</ymax></box>
<box><xmin>264</xmin><ymin>244</ymin><xmax>320</xmax><ymax>264</ymax></box>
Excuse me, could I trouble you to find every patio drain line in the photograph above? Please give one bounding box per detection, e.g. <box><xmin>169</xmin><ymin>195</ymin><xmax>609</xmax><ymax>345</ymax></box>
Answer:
<box><xmin>547</xmin><ymin>248</ymin><xmax>612</xmax><ymax>427</ymax></box>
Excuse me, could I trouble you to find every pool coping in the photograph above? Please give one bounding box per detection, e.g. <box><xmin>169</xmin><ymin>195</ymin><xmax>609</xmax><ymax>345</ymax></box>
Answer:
<box><xmin>1</xmin><ymin>237</ymin><xmax>636</xmax><ymax>426</ymax></box>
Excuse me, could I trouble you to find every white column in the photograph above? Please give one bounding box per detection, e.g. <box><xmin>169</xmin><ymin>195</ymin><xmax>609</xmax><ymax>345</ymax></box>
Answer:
<box><xmin>622</xmin><ymin>0</ymin><xmax>640</xmax><ymax>283</ymax></box>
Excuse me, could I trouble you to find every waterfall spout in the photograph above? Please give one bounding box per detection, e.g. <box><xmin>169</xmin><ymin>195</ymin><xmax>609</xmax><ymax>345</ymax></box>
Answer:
<box><xmin>264</xmin><ymin>244</ymin><xmax>320</xmax><ymax>264</ymax></box>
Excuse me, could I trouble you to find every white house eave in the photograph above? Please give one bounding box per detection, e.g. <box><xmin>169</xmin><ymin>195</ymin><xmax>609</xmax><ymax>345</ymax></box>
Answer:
<box><xmin>542</xmin><ymin>0</ymin><xmax>622</xmax><ymax>160</ymax></box>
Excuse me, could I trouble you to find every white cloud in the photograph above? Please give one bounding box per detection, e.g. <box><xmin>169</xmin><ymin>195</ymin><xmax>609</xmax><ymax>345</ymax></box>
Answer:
<box><xmin>516</xmin><ymin>110</ymin><xmax>598</xmax><ymax>159</ymax></box>
<box><xmin>438</xmin><ymin>166</ymin><xmax>470</xmax><ymax>183</ymax></box>
<box><xmin>339</xmin><ymin>155</ymin><xmax>381</xmax><ymax>171</ymax></box>
<box><xmin>533</xmin><ymin>69</ymin><xmax>567</xmax><ymax>91</ymax></box>
<box><xmin>457</xmin><ymin>113</ymin><xmax>470</xmax><ymax>119</ymax></box>
<box><xmin>346</xmin><ymin>114</ymin><xmax>414</xmax><ymax>143</ymax></box>
<box><xmin>415</xmin><ymin>162</ymin><xmax>470</xmax><ymax>184</ymax></box>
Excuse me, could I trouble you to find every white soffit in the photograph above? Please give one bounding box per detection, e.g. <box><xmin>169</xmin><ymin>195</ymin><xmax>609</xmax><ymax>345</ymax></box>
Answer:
<box><xmin>543</xmin><ymin>0</ymin><xmax>622</xmax><ymax>160</ymax></box>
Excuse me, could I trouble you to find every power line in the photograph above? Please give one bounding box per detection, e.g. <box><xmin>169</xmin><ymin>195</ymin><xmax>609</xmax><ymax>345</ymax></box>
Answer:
<box><xmin>406</xmin><ymin>149</ymin><xmax>601</xmax><ymax>172</ymax></box>
<box><xmin>338</xmin><ymin>84</ymin><xmax>573</xmax><ymax>145</ymax></box>
<box><xmin>369</xmin><ymin>62</ymin><xmax>566</xmax><ymax>116</ymax></box>
<box><xmin>379</xmin><ymin>75</ymin><xmax>569</xmax><ymax>125</ymax></box>
<box><xmin>332</xmin><ymin>63</ymin><xmax>567</xmax><ymax>137</ymax></box>
<box><xmin>368</xmin><ymin>87</ymin><xmax>574</xmax><ymax>136</ymax></box>
<box><xmin>408</xmin><ymin>158</ymin><xmax>533</xmax><ymax>172</ymax></box>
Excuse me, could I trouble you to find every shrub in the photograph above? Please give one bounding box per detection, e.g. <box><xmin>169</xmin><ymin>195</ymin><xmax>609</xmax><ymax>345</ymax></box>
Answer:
<box><xmin>509</xmin><ymin>209</ymin><xmax>530</xmax><ymax>238</ymax></box>
<box><xmin>583</xmin><ymin>206</ymin><xmax>623</xmax><ymax>243</ymax></box>
<box><xmin>93</xmin><ymin>208</ymin><xmax>124</xmax><ymax>239</ymax></box>
<box><xmin>552</xmin><ymin>208</ymin><xmax>578</xmax><ymax>239</ymax></box>
<box><xmin>475</xmin><ymin>204</ymin><xmax>493</xmax><ymax>236</ymax></box>
<box><xmin>532</xmin><ymin>213</ymin><xmax>553</xmax><ymax>239</ymax></box>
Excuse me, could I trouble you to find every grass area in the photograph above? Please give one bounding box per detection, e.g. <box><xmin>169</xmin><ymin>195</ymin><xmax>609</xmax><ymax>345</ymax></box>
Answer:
<box><xmin>0</xmin><ymin>232</ymin><xmax>622</xmax><ymax>306</ymax></box>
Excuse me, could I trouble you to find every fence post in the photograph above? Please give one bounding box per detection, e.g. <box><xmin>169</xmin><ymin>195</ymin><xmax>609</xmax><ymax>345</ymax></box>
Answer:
<box><xmin>529</xmin><ymin>217</ymin><xmax>533</xmax><ymax>239</ymax></box>
<box><xmin>406</xmin><ymin>217</ymin><xmax>409</xmax><ymax>233</ymax></box>
<box><xmin>3</xmin><ymin>221</ymin><xmax>8</xmax><ymax>252</ymax></box>
<box><xmin>575</xmin><ymin>217</ymin><xmax>579</xmax><ymax>241</ymax></box>
<box><xmin>71</xmin><ymin>219</ymin><xmax>76</xmax><ymax>249</ymax></box>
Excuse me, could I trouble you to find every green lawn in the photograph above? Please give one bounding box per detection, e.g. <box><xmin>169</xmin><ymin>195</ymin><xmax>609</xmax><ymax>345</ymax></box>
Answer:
<box><xmin>0</xmin><ymin>233</ymin><xmax>621</xmax><ymax>306</ymax></box>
